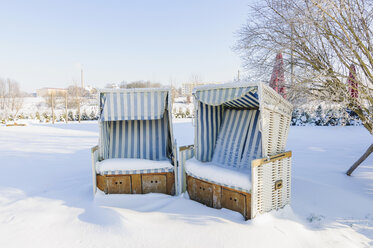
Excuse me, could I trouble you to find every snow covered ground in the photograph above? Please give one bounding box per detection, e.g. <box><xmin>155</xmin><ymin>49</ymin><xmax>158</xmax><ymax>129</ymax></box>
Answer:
<box><xmin>0</xmin><ymin>120</ymin><xmax>372</xmax><ymax>247</ymax></box>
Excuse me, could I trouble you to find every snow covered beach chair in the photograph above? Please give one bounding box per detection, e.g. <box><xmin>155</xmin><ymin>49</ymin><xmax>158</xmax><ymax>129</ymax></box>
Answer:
<box><xmin>91</xmin><ymin>88</ymin><xmax>176</xmax><ymax>195</ymax></box>
<box><xmin>178</xmin><ymin>82</ymin><xmax>292</xmax><ymax>219</ymax></box>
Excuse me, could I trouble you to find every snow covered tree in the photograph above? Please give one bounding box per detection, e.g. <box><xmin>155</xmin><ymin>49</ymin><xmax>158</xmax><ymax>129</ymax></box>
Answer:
<box><xmin>185</xmin><ymin>108</ymin><xmax>191</xmax><ymax>118</ymax></box>
<box><xmin>236</xmin><ymin>0</ymin><xmax>373</xmax><ymax>134</ymax></box>
<box><xmin>89</xmin><ymin>110</ymin><xmax>97</xmax><ymax>120</ymax></box>
<box><xmin>314</xmin><ymin>105</ymin><xmax>324</xmax><ymax>126</ymax></box>
<box><xmin>81</xmin><ymin>110</ymin><xmax>89</xmax><ymax>121</ymax></box>
<box><xmin>68</xmin><ymin>111</ymin><xmax>74</xmax><ymax>121</ymax></box>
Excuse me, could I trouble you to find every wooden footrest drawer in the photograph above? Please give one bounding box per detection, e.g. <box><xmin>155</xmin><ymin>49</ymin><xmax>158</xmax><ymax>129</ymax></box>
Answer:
<box><xmin>107</xmin><ymin>175</ymin><xmax>132</xmax><ymax>194</ymax></box>
<box><xmin>186</xmin><ymin>175</ymin><xmax>251</xmax><ymax>219</ymax></box>
<box><xmin>142</xmin><ymin>174</ymin><xmax>167</xmax><ymax>194</ymax></box>
<box><xmin>221</xmin><ymin>188</ymin><xmax>246</xmax><ymax>216</ymax></box>
<box><xmin>96</xmin><ymin>172</ymin><xmax>175</xmax><ymax>195</ymax></box>
<box><xmin>187</xmin><ymin>177</ymin><xmax>213</xmax><ymax>207</ymax></box>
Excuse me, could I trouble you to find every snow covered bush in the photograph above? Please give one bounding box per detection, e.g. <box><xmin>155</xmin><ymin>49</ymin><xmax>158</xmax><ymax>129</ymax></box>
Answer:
<box><xmin>291</xmin><ymin>104</ymin><xmax>362</xmax><ymax>126</ymax></box>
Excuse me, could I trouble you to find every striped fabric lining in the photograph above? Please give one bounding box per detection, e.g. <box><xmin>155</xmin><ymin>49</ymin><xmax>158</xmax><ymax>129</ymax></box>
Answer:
<box><xmin>99</xmin><ymin>167</ymin><xmax>174</xmax><ymax>176</ymax></box>
<box><xmin>99</xmin><ymin>121</ymin><xmax>110</xmax><ymax>160</ymax></box>
<box><xmin>106</xmin><ymin>112</ymin><xmax>171</xmax><ymax>160</ymax></box>
<box><xmin>212</xmin><ymin>109</ymin><xmax>261</xmax><ymax>168</ymax></box>
<box><xmin>100</xmin><ymin>90</ymin><xmax>167</xmax><ymax>121</ymax></box>
<box><xmin>186</xmin><ymin>171</ymin><xmax>250</xmax><ymax>193</ymax></box>
<box><xmin>193</xmin><ymin>86</ymin><xmax>258</xmax><ymax>107</ymax></box>
<box><xmin>195</xmin><ymin>102</ymin><xmax>223</xmax><ymax>162</ymax></box>
<box><xmin>241</xmin><ymin>111</ymin><xmax>262</xmax><ymax>167</ymax></box>
<box><xmin>97</xmin><ymin>89</ymin><xmax>175</xmax><ymax>178</ymax></box>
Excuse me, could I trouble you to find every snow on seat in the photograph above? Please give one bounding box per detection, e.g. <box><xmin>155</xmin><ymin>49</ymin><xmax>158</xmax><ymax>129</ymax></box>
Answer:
<box><xmin>185</xmin><ymin>158</ymin><xmax>251</xmax><ymax>193</ymax></box>
<box><xmin>96</xmin><ymin>158</ymin><xmax>173</xmax><ymax>175</ymax></box>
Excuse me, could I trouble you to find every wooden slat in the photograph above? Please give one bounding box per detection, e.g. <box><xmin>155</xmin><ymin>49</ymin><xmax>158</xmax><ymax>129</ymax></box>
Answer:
<box><xmin>179</xmin><ymin>144</ymin><xmax>194</xmax><ymax>151</ymax></box>
<box><xmin>96</xmin><ymin>175</ymin><xmax>107</xmax><ymax>193</ymax></box>
<box><xmin>246</xmin><ymin>193</ymin><xmax>251</xmax><ymax>220</ymax></box>
<box><xmin>166</xmin><ymin>172</ymin><xmax>175</xmax><ymax>195</ymax></box>
<box><xmin>131</xmin><ymin>174</ymin><xmax>142</xmax><ymax>194</ymax></box>
<box><xmin>212</xmin><ymin>184</ymin><xmax>222</xmax><ymax>209</ymax></box>
<box><xmin>91</xmin><ymin>145</ymin><xmax>99</xmax><ymax>153</ymax></box>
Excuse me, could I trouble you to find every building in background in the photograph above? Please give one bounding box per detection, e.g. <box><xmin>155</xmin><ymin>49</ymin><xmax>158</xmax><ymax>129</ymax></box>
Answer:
<box><xmin>181</xmin><ymin>82</ymin><xmax>221</xmax><ymax>96</ymax></box>
<box><xmin>36</xmin><ymin>88</ymin><xmax>68</xmax><ymax>97</ymax></box>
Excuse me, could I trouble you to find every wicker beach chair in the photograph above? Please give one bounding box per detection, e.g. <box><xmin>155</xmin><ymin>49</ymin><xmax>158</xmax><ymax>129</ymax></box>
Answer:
<box><xmin>178</xmin><ymin>82</ymin><xmax>293</xmax><ymax>219</ymax></box>
<box><xmin>91</xmin><ymin>88</ymin><xmax>177</xmax><ymax>196</ymax></box>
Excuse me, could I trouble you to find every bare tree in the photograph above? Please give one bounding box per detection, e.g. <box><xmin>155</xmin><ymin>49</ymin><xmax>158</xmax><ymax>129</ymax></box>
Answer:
<box><xmin>0</xmin><ymin>79</ymin><xmax>6</xmax><ymax>111</ymax></box>
<box><xmin>190</xmin><ymin>74</ymin><xmax>202</xmax><ymax>85</ymax></box>
<box><xmin>7</xmin><ymin>79</ymin><xmax>24</xmax><ymax>118</ymax></box>
<box><xmin>67</xmin><ymin>84</ymin><xmax>87</xmax><ymax>122</ymax></box>
<box><xmin>236</xmin><ymin>0</ymin><xmax>373</xmax><ymax>134</ymax></box>
<box><xmin>124</xmin><ymin>80</ymin><xmax>162</xmax><ymax>88</ymax></box>
<box><xmin>43</xmin><ymin>89</ymin><xmax>67</xmax><ymax>123</ymax></box>
<box><xmin>64</xmin><ymin>91</ymin><xmax>68</xmax><ymax>123</ymax></box>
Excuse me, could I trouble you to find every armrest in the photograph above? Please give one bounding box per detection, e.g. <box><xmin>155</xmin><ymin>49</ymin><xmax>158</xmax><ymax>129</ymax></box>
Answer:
<box><xmin>178</xmin><ymin>145</ymin><xmax>195</xmax><ymax>193</ymax></box>
<box><xmin>251</xmin><ymin>151</ymin><xmax>292</xmax><ymax>219</ymax></box>
<box><xmin>91</xmin><ymin>145</ymin><xmax>99</xmax><ymax>154</ymax></box>
<box><xmin>179</xmin><ymin>145</ymin><xmax>195</xmax><ymax>160</ymax></box>
<box><xmin>252</xmin><ymin>151</ymin><xmax>292</xmax><ymax>167</ymax></box>
<box><xmin>91</xmin><ymin>145</ymin><xmax>99</xmax><ymax>195</ymax></box>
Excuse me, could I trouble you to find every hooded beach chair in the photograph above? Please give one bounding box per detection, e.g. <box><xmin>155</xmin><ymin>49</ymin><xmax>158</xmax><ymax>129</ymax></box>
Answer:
<box><xmin>91</xmin><ymin>88</ymin><xmax>177</xmax><ymax>195</ymax></box>
<box><xmin>178</xmin><ymin>82</ymin><xmax>292</xmax><ymax>219</ymax></box>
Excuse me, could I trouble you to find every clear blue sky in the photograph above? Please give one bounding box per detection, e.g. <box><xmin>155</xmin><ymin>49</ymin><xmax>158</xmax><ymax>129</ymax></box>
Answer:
<box><xmin>0</xmin><ymin>0</ymin><xmax>252</xmax><ymax>92</ymax></box>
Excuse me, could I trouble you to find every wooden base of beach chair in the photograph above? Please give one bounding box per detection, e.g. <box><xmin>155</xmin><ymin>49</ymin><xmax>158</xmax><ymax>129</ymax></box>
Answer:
<box><xmin>187</xmin><ymin>175</ymin><xmax>251</xmax><ymax>220</ymax></box>
<box><xmin>96</xmin><ymin>172</ymin><xmax>175</xmax><ymax>196</ymax></box>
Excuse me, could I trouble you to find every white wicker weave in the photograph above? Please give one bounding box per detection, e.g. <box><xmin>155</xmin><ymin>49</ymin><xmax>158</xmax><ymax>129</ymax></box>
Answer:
<box><xmin>251</xmin><ymin>155</ymin><xmax>291</xmax><ymax>218</ymax></box>
<box><xmin>250</xmin><ymin>84</ymin><xmax>292</xmax><ymax>218</ymax></box>
<box><xmin>259</xmin><ymin>84</ymin><xmax>292</xmax><ymax>157</ymax></box>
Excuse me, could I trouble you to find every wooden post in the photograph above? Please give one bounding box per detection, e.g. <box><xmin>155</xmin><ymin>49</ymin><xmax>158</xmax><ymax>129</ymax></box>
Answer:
<box><xmin>346</xmin><ymin>144</ymin><xmax>373</xmax><ymax>176</ymax></box>
<box><xmin>131</xmin><ymin>174</ymin><xmax>142</xmax><ymax>194</ymax></box>
<box><xmin>212</xmin><ymin>184</ymin><xmax>221</xmax><ymax>209</ymax></box>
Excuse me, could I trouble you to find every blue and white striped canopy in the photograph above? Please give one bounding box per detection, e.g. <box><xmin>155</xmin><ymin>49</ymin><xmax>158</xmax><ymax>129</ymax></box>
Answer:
<box><xmin>193</xmin><ymin>86</ymin><xmax>259</xmax><ymax>109</ymax></box>
<box><xmin>100</xmin><ymin>89</ymin><xmax>168</xmax><ymax>121</ymax></box>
